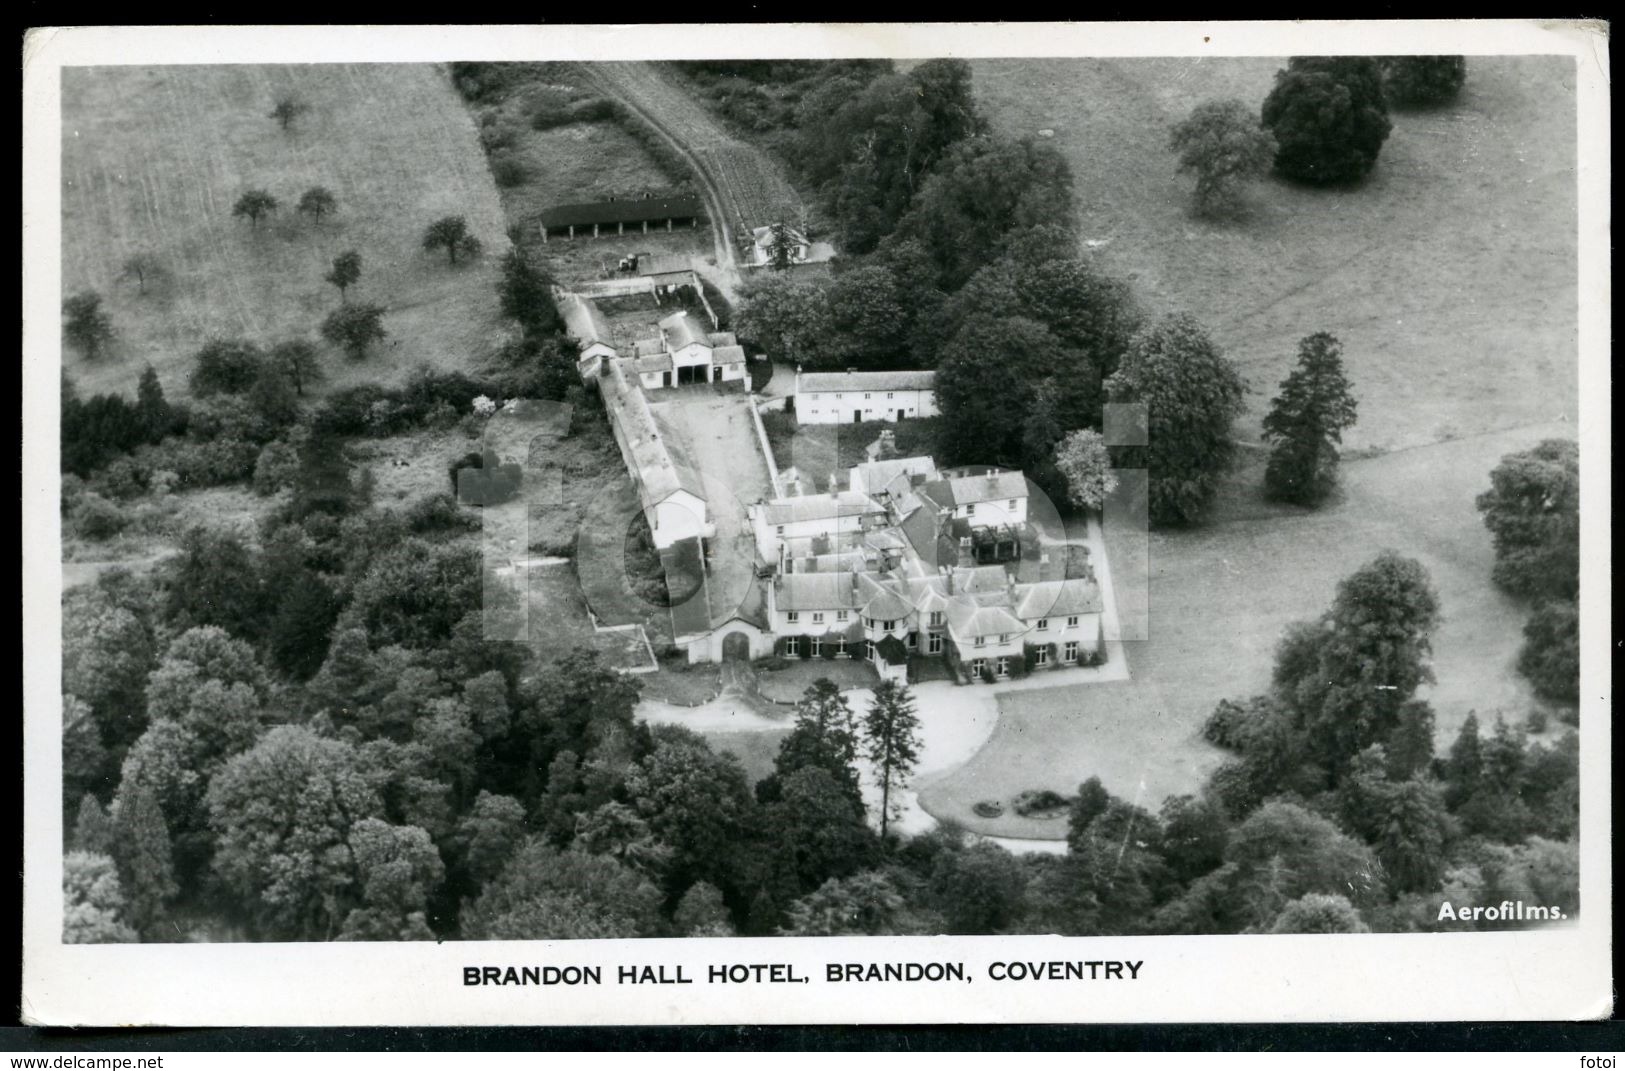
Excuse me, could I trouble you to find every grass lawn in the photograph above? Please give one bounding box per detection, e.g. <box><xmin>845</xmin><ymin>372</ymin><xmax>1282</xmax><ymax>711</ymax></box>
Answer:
<box><xmin>699</xmin><ymin>727</ymin><xmax>791</xmax><ymax>786</ymax></box>
<box><xmin>758</xmin><ymin>657</ymin><xmax>879</xmax><ymax>704</ymax></box>
<box><xmin>971</xmin><ymin>56</ymin><xmax>1577</xmax><ymax>452</ymax></box>
<box><xmin>61</xmin><ymin>64</ymin><xmax>509</xmax><ymax>403</ymax></box>
<box><xmin>917</xmin><ymin>59</ymin><xmax>1578</xmax><ymax>836</ymax></box>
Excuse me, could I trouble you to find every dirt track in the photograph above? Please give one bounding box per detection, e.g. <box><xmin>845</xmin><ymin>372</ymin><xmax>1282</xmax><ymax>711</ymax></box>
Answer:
<box><xmin>579</xmin><ymin>63</ymin><xmax>805</xmax><ymax>299</ymax></box>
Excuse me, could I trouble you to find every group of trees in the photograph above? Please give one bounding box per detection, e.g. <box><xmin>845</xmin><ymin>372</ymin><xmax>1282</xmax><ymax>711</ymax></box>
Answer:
<box><xmin>1476</xmin><ymin>439</ymin><xmax>1580</xmax><ymax>704</ymax></box>
<box><xmin>1170</xmin><ymin>56</ymin><xmax>1467</xmax><ymax>216</ymax></box>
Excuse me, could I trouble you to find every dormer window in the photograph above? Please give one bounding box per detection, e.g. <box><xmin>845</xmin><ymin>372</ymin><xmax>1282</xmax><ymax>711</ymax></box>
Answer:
<box><xmin>929</xmin><ymin>611</ymin><xmax>944</xmax><ymax>626</ymax></box>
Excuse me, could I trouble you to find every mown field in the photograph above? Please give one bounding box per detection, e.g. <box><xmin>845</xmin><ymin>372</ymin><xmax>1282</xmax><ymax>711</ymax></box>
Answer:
<box><xmin>918</xmin><ymin>57</ymin><xmax>1581</xmax><ymax>834</ymax></box>
<box><xmin>971</xmin><ymin>55</ymin><xmax>1578</xmax><ymax>452</ymax></box>
<box><xmin>61</xmin><ymin>64</ymin><xmax>509</xmax><ymax>402</ymax></box>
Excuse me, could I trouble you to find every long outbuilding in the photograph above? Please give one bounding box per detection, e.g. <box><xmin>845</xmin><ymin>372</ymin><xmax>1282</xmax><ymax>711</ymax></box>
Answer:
<box><xmin>539</xmin><ymin>193</ymin><xmax>705</xmax><ymax>242</ymax></box>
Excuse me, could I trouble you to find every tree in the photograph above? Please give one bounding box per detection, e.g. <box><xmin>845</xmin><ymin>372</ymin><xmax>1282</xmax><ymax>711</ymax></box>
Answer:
<box><xmin>1518</xmin><ymin>599</ymin><xmax>1579</xmax><ymax>703</ymax></box>
<box><xmin>109</xmin><ymin>779</ymin><xmax>177</xmax><ymax>937</ymax></box>
<box><xmin>1106</xmin><ymin>313</ymin><xmax>1247</xmax><ymax>526</ymax></box>
<box><xmin>1475</xmin><ymin>439</ymin><xmax>1579</xmax><ymax>601</ymax></box>
<box><xmin>337</xmin><ymin>818</ymin><xmax>445</xmax><ymax>941</ymax></box>
<box><xmin>1382</xmin><ymin>56</ymin><xmax>1467</xmax><ymax>107</ymax></box>
<box><xmin>72</xmin><ymin>794</ymin><xmax>115</xmax><ymax>855</ymax></box>
<box><xmin>232</xmin><ymin>189</ymin><xmax>280</xmax><ymax>230</ymax></box>
<box><xmin>498</xmin><ymin>248</ymin><xmax>563</xmax><ymax>337</ymax></box>
<box><xmin>761</xmin><ymin>679</ymin><xmax>861</xmax><ymax>803</ymax></box>
<box><xmin>297</xmin><ymin>186</ymin><xmax>337</xmax><ymax>224</ymax></box>
<box><xmin>1282</xmin><ymin>551</ymin><xmax>1441</xmax><ymax>780</ymax></box>
<box><xmin>674</xmin><ymin>881</ymin><xmax>735</xmax><ymax>937</ymax></box>
<box><xmin>205</xmin><ymin>726</ymin><xmax>384</xmax><ymax>940</ymax></box>
<box><xmin>266</xmin><ymin>570</ymin><xmax>342</xmax><ymax>681</ymax></box>
<box><xmin>119</xmin><ymin>252</ymin><xmax>163</xmax><ymax>296</ymax></box>
<box><xmin>63</xmin><ymin>291</ymin><xmax>113</xmax><ymax>360</ymax></box>
<box><xmin>269</xmin><ymin>339</ymin><xmax>322</xmax><ymax>397</ymax></box>
<box><xmin>732</xmin><ymin>271</ymin><xmax>833</xmax><ymax>366</ymax></box>
<box><xmin>321</xmin><ymin>303</ymin><xmax>388</xmax><ymax>360</ymax></box>
<box><xmin>861</xmin><ymin>679</ymin><xmax>921</xmax><ymax>839</ymax></box>
<box><xmin>63</xmin><ymin>852</ymin><xmax>139</xmax><ymax>943</ymax></box>
<box><xmin>1269</xmin><ymin>893</ymin><xmax>1369</xmax><ymax>933</ymax></box>
<box><xmin>1054</xmin><ymin>428</ymin><xmax>1117</xmax><ymax>511</ymax></box>
<box><xmin>1225</xmin><ymin>800</ymin><xmax>1387</xmax><ymax>926</ymax></box>
<box><xmin>455</xmin><ymin>791</ymin><xmax>527</xmax><ymax>886</ymax></box>
<box><xmin>1169</xmin><ymin>99</ymin><xmax>1276</xmax><ymax>218</ymax></box>
<box><xmin>1261</xmin><ymin>332</ymin><xmax>1359</xmax><ymax>506</ymax></box>
<box><xmin>189</xmin><ymin>338</ymin><xmax>265</xmax><ymax>397</ymax></box>
<box><xmin>936</xmin><ymin>315</ymin><xmax>1082</xmax><ymax>466</ymax></box>
<box><xmin>422</xmin><ymin>215</ymin><xmax>482</xmax><ymax>266</ymax></box>
<box><xmin>461</xmin><ymin>837</ymin><xmax>664</xmax><ymax>940</ymax></box>
<box><xmin>932</xmin><ymin>841</ymin><xmax>1028</xmax><ymax>933</ymax></box>
<box><xmin>269</xmin><ymin>94</ymin><xmax>310</xmax><ymax>131</ymax></box>
<box><xmin>325</xmin><ymin>251</ymin><xmax>362</xmax><ymax>303</ymax></box>
<box><xmin>1261</xmin><ymin>57</ymin><xmax>1393</xmax><ymax>185</ymax></box>
<box><xmin>766</xmin><ymin>222</ymin><xmax>797</xmax><ymax>270</ymax></box>
<box><xmin>162</xmin><ymin>530</ymin><xmax>270</xmax><ymax>640</ymax></box>
<box><xmin>625</xmin><ymin>726</ymin><xmax>754</xmax><ymax>894</ymax></box>
<box><xmin>781</xmin><ymin>871</ymin><xmax>911</xmax><ymax>936</ymax></box>
<box><xmin>135</xmin><ymin>366</ymin><xmax>176</xmax><ymax>440</ymax></box>
<box><xmin>762</xmin><ymin>767</ymin><xmax>877</xmax><ymax>895</ymax></box>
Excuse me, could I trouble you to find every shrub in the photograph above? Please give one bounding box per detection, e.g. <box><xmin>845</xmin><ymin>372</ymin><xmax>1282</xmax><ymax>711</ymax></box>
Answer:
<box><xmin>1203</xmin><ymin>698</ymin><xmax>1252</xmax><ymax>750</ymax></box>
<box><xmin>526</xmin><ymin>87</ymin><xmax>577</xmax><ymax>130</ymax></box>
<box><xmin>1517</xmin><ymin>600</ymin><xmax>1579</xmax><ymax>704</ymax></box>
<box><xmin>1261</xmin><ymin>57</ymin><xmax>1392</xmax><ymax>184</ymax></box>
<box><xmin>450</xmin><ymin>450</ymin><xmax>522</xmax><ymax>507</ymax></box>
<box><xmin>973</xmin><ymin>801</ymin><xmax>1004</xmax><ymax>819</ymax></box>
<box><xmin>253</xmin><ymin>440</ymin><xmax>301</xmax><ymax>496</ymax></box>
<box><xmin>70</xmin><ymin>491</ymin><xmax>128</xmax><ymax>541</ymax></box>
<box><xmin>1012</xmin><ymin>789</ymin><xmax>1069</xmax><ymax>817</ymax></box>
<box><xmin>490</xmin><ymin>152</ymin><xmax>528</xmax><ymax>188</ymax></box>
<box><xmin>89</xmin><ymin>455</ymin><xmax>150</xmax><ymax>501</ymax></box>
<box><xmin>1525</xmin><ymin>708</ymin><xmax>1549</xmax><ymax>735</ymax></box>
<box><xmin>404</xmin><ymin>491</ymin><xmax>480</xmax><ymax>535</ymax></box>
<box><xmin>1381</xmin><ymin>56</ymin><xmax>1467</xmax><ymax>107</ymax></box>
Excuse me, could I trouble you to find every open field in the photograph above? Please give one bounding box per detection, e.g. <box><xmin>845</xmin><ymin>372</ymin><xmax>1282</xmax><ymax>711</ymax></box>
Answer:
<box><xmin>972</xmin><ymin>56</ymin><xmax>1578</xmax><ymax>452</ymax></box>
<box><xmin>61</xmin><ymin>64</ymin><xmax>509</xmax><ymax>402</ymax></box>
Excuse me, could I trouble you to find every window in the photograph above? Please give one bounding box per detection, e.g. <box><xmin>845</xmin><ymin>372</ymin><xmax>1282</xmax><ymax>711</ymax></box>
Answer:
<box><xmin>969</xmin><ymin>503</ymin><xmax>978</xmax><ymax>516</ymax></box>
<box><xmin>864</xmin><ymin>393</ymin><xmax>871</xmax><ymax>399</ymax></box>
<box><xmin>971</xmin><ymin>658</ymin><xmax>986</xmax><ymax>677</ymax></box>
<box><xmin>887</xmin><ymin>392</ymin><xmax>894</xmax><ymax>399</ymax></box>
<box><xmin>836</xmin><ymin>610</ymin><xmax>849</xmax><ymax>622</ymax></box>
<box><xmin>812</xmin><ymin>612</ymin><xmax>825</xmax><ymax>625</ymax></box>
<box><xmin>775</xmin><ymin>525</ymin><xmax>785</xmax><ymax>536</ymax></box>
<box><xmin>998</xmin><ymin>634</ymin><xmax>1009</xmax><ymax>644</ymax></box>
<box><xmin>811</xmin><ymin>637</ymin><xmax>822</xmax><ymax>657</ymax></box>
<box><xmin>996</xmin><ymin>657</ymin><xmax>1010</xmax><ymax>678</ymax></box>
<box><xmin>974</xmin><ymin>636</ymin><xmax>986</xmax><ymax>648</ymax></box>
<box><xmin>906</xmin><ymin>632</ymin><xmax>918</xmax><ymax>650</ymax></box>
<box><xmin>835</xmin><ymin>393</ymin><xmax>843</xmax><ymax>399</ymax></box>
<box><xmin>1035</xmin><ymin>647</ymin><xmax>1050</xmax><ymax>666</ymax></box>
<box><xmin>1008</xmin><ymin>499</ymin><xmax>1017</xmax><ymax>511</ymax></box>
<box><xmin>786</xmin><ymin>611</ymin><xmax>799</xmax><ymax>624</ymax></box>
<box><xmin>1063</xmin><ymin>641</ymin><xmax>1078</xmax><ymax>663</ymax></box>
<box><xmin>864</xmin><ymin>617</ymin><xmax>873</xmax><ymax>629</ymax></box>
<box><xmin>836</xmin><ymin>638</ymin><xmax>847</xmax><ymax>656</ymax></box>
<box><xmin>1067</xmin><ymin>615</ymin><xmax>1079</xmax><ymax>628</ymax></box>
<box><xmin>1036</xmin><ymin>618</ymin><xmax>1049</xmax><ymax>631</ymax></box>
<box><xmin>929</xmin><ymin>611</ymin><xmax>944</xmax><ymax>626</ymax></box>
<box><xmin>865</xmin><ymin>641</ymin><xmax>874</xmax><ymax>660</ymax></box>
<box><xmin>928</xmin><ymin>634</ymin><xmax>943</xmax><ymax>654</ymax></box>
<box><xmin>883</xmin><ymin>620</ymin><xmax>895</xmax><ymax>631</ymax></box>
<box><xmin>787</xmin><ymin>637</ymin><xmax>800</xmax><ymax>656</ymax></box>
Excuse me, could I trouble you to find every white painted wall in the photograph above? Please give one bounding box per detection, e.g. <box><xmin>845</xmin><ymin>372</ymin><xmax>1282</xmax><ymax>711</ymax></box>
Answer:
<box><xmin>796</xmin><ymin>388</ymin><xmax>937</xmax><ymax>425</ymax></box>
<box><xmin>649</xmin><ymin>490</ymin><xmax>707</xmax><ymax>549</ymax></box>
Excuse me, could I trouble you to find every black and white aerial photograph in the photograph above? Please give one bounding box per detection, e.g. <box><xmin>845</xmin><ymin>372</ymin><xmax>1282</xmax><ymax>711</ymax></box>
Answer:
<box><xmin>40</xmin><ymin>26</ymin><xmax>1599</xmax><ymax>969</ymax></box>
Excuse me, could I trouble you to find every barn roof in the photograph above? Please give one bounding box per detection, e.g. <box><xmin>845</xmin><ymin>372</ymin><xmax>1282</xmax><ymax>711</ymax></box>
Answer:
<box><xmin>540</xmin><ymin>193</ymin><xmax>704</xmax><ymax>229</ymax></box>
<box><xmin>711</xmin><ymin>345</ymin><xmax>747</xmax><ymax>367</ymax></box>
<box><xmin>659</xmin><ymin>311</ymin><xmax>712</xmax><ymax>352</ymax></box>
<box><xmin>797</xmin><ymin>370</ymin><xmax>937</xmax><ymax>394</ymax></box>
<box><xmin>559</xmin><ymin>294</ymin><xmax>613</xmax><ymax>349</ymax></box>
<box><xmin>761</xmin><ymin>492</ymin><xmax>884</xmax><ymax>527</ymax></box>
<box><xmin>639</xmin><ymin>253</ymin><xmax>696</xmax><ymax>278</ymax></box>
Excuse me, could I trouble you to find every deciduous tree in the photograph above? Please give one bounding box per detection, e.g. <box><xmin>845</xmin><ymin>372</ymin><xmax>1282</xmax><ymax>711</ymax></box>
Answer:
<box><xmin>1261</xmin><ymin>332</ymin><xmax>1359</xmax><ymax>506</ymax></box>
<box><xmin>1105</xmin><ymin>313</ymin><xmax>1247</xmax><ymax>526</ymax></box>
<box><xmin>63</xmin><ymin>851</ymin><xmax>139</xmax><ymax>944</ymax></box>
<box><xmin>1269</xmin><ymin>892</ymin><xmax>1368</xmax><ymax>933</ymax></box>
<box><xmin>321</xmin><ymin>303</ymin><xmax>388</xmax><ymax>360</ymax></box>
<box><xmin>297</xmin><ymin>186</ymin><xmax>336</xmax><ymax>224</ymax></box>
<box><xmin>269</xmin><ymin>94</ymin><xmax>310</xmax><ymax>131</ymax></box>
<box><xmin>1381</xmin><ymin>56</ymin><xmax>1467</xmax><ymax>107</ymax></box>
<box><xmin>1169</xmin><ymin>99</ymin><xmax>1276</xmax><ymax>217</ymax></box>
<box><xmin>120</xmin><ymin>253</ymin><xmax>164</xmax><ymax>296</ymax></box>
<box><xmin>1475</xmin><ymin>439</ymin><xmax>1579</xmax><ymax>601</ymax></box>
<box><xmin>325</xmin><ymin>251</ymin><xmax>362</xmax><ymax>303</ymax></box>
<box><xmin>232</xmin><ymin>189</ymin><xmax>280</xmax><ymax>230</ymax></box>
<box><xmin>422</xmin><ymin>215</ymin><xmax>483</xmax><ymax>266</ymax></box>
<box><xmin>1054</xmin><ymin>428</ymin><xmax>1117</xmax><ymax>511</ymax></box>
<box><xmin>1261</xmin><ymin>57</ymin><xmax>1393</xmax><ymax>185</ymax></box>
<box><xmin>63</xmin><ymin>292</ymin><xmax>113</xmax><ymax>360</ymax></box>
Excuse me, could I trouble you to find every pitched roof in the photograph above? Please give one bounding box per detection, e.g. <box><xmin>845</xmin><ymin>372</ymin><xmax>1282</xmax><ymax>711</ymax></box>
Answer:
<box><xmin>952</xmin><ymin>564</ymin><xmax>1013</xmax><ymax>596</ymax></box>
<box><xmin>632</xmin><ymin>353</ymin><xmax>673</xmax><ymax>375</ymax></box>
<box><xmin>797</xmin><ymin>370</ymin><xmax>937</xmax><ymax>394</ymax></box>
<box><xmin>659</xmin><ymin>311</ymin><xmax>711</xmax><ymax>352</ymax></box>
<box><xmin>711</xmin><ymin>345</ymin><xmax>747</xmax><ymax>367</ymax></box>
<box><xmin>560</xmin><ymin>294</ymin><xmax>613</xmax><ymax>349</ymax></box>
<box><xmin>945</xmin><ymin>601</ymin><xmax>1028</xmax><ymax>640</ymax></box>
<box><xmin>639</xmin><ymin>254</ymin><xmax>695</xmax><ymax>278</ymax></box>
<box><xmin>775</xmin><ymin>571</ymin><xmax>862</xmax><ymax>611</ymax></box>
<box><xmin>849</xmin><ymin>456</ymin><xmax>938</xmax><ymax>496</ymax></box>
<box><xmin>861</xmin><ymin>588</ymin><xmax>914</xmax><ymax>622</ymax></box>
<box><xmin>602</xmin><ymin>367</ymin><xmax>704</xmax><ymax>510</ymax></box>
<box><xmin>540</xmin><ymin>193</ymin><xmax>703</xmax><ymax>229</ymax></box>
<box><xmin>948</xmin><ymin>470</ymin><xmax>1029</xmax><ymax>504</ymax></box>
<box><xmin>1015</xmin><ymin>578</ymin><xmax>1103</xmax><ymax>620</ymax></box>
<box><xmin>761</xmin><ymin>492</ymin><xmax>884</xmax><ymax>527</ymax></box>
<box><xmin>708</xmin><ymin>331</ymin><xmax>738</xmax><ymax>348</ymax></box>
